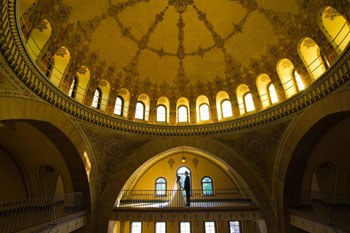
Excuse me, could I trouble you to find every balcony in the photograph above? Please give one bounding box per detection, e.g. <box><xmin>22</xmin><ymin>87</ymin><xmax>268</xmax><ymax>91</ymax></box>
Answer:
<box><xmin>0</xmin><ymin>192</ymin><xmax>87</xmax><ymax>233</ymax></box>
<box><xmin>288</xmin><ymin>191</ymin><xmax>350</xmax><ymax>232</ymax></box>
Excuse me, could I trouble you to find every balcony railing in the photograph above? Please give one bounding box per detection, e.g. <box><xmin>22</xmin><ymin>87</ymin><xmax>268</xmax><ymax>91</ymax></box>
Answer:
<box><xmin>0</xmin><ymin>192</ymin><xmax>85</xmax><ymax>233</ymax></box>
<box><xmin>116</xmin><ymin>189</ymin><xmax>256</xmax><ymax>208</ymax></box>
<box><xmin>289</xmin><ymin>191</ymin><xmax>350</xmax><ymax>225</ymax></box>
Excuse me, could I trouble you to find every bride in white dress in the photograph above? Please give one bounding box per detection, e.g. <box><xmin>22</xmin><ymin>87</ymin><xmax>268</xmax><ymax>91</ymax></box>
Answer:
<box><xmin>169</xmin><ymin>176</ymin><xmax>185</xmax><ymax>207</ymax></box>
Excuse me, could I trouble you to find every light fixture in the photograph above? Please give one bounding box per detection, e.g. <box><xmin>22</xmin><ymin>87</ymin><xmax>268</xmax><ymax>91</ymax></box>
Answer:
<box><xmin>181</xmin><ymin>147</ymin><xmax>186</xmax><ymax>163</ymax></box>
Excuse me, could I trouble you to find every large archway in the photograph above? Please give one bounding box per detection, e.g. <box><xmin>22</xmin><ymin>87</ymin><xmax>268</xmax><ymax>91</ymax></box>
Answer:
<box><xmin>98</xmin><ymin>138</ymin><xmax>279</xmax><ymax>233</ymax></box>
<box><xmin>0</xmin><ymin>97</ymin><xmax>97</xmax><ymax>229</ymax></box>
<box><xmin>275</xmin><ymin>90</ymin><xmax>350</xmax><ymax>232</ymax></box>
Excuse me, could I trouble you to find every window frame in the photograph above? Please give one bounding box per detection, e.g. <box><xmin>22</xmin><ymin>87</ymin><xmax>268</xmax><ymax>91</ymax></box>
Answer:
<box><xmin>135</xmin><ymin>101</ymin><xmax>146</xmax><ymax>120</ymax></box>
<box><xmin>68</xmin><ymin>76</ymin><xmax>78</xmax><ymax>99</ymax></box>
<box><xmin>179</xmin><ymin>221</ymin><xmax>191</xmax><ymax>233</ymax></box>
<box><xmin>267</xmin><ymin>82</ymin><xmax>278</xmax><ymax>105</ymax></box>
<box><xmin>220</xmin><ymin>99</ymin><xmax>233</xmax><ymax>119</ymax></box>
<box><xmin>199</xmin><ymin>103</ymin><xmax>210</xmax><ymax>121</ymax></box>
<box><xmin>243</xmin><ymin>92</ymin><xmax>254</xmax><ymax>113</ymax></box>
<box><xmin>155</xmin><ymin>222</ymin><xmax>166</xmax><ymax>233</ymax></box>
<box><xmin>156</xmin><ymin>104</ymin><xmax>167</xmax><ymax>123</ymax></box>
<box><xmin>114</xmin><ymin>96</ymin><xmax>124</xmax><ymax>116</ymax></box>
<box><xmin>177</xmin><ymin>105</ymin><xmax>189</xmax><ymax>123</ymax></box>
<box><xmin>130</xmin><ymin>221</ymin><xmax>142</xmax><ymax>233</ymax></box>
<box><xmin>91</xmin><ymin>88</ymin><xmax>102</xmax><ymax>109</ymax></box>
<box><xmin>204</xmin><ymin>221</ymin><xmax>216</xmax><ymax>233</ymax></box>
<box><xmin>155</xmin><ymin>177</ymin><xmax>167</xmax><ymax>197</ymax></box>
<box><xmin>201</xmin><ymin>176</ymin><xmax>214</xmax><ymax>196</ymax></box>
<box><xmin>292</xmin><ymin>69</ymin><xmax>304</xmax><ymax>92</ymax></box>
<box><xmin>228</xmin><ymin>221</ymin><xmax>241</xmax><ymax>233</ymax></box>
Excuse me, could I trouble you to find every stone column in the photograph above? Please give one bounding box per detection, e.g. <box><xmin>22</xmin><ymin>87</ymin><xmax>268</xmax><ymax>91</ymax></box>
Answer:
<box><xmin>189</xmin><ymin>99</ymin><xmax>197</xmax><ymax>124</ymax></box>
<box><xmin>105</xmin><ymin>88</ymin><xmax>118</xmax><ymax>115</ymax></box>
<box><xmin>84</xmin><ymin>77</ymin><xmax>98</xmax><ymax>107</ymax></box>
<box><xmin>209</xmin><ymin>97</ymin><xmax>218</xmax><ymax>122</ymax></box>
<box><xmin>270</xmin><ymin>73</ymin><xmax>286</xmax><ymax>102</ymax></box>
<box><xmin>250</xmin><ymin>85</ymin><xmax>262</xmax><ymax>112</ymax></box>
<box><xmin>169</xmin><ymin>98</ymin><xmax>177</xmax><ymax>125</ymax></box>
<box><xmin>148</xmin><ymin>98</ymin><xmax>158</xmax><ymax>124</ymax></box>
<box><xmin>127</xmin><ymin>95</ymin><xmax>138</xmax><ymax>121</ymax></box>
<box><xmin>290</xmin><ymin>54</ymin><xmax>313</xmax><ymax>88</ymax></box>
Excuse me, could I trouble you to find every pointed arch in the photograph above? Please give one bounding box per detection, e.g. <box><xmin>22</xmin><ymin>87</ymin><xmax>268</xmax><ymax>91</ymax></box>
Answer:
<box><xmin>298</xmin><ymin>37</ymin><xmax>327</xmax><ymax>80</ymax></box>
<box><xmin>319</xmin><ymin>6</ymin><xmax>350</xmax><ymax>55</ymax></box>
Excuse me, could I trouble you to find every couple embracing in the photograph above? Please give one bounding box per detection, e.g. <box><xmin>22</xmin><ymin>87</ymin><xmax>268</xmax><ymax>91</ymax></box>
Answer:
<box><xmin>169</xmin><ymin>171</ymin><xmax>191</xmax><ymax>207</ymax></box>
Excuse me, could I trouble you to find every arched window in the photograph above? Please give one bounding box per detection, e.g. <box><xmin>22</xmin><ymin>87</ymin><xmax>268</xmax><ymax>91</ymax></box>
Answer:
<box><xmin>293</xmin><ymin>70</ymin><xmax>304</xmax><ymax>91</ymax></box>
<box><xmin>157</xmin><ymin>105</ymin><xmax>166</xmax><ymax>122</ymax></box>
<box><xmin>91</xmin><ymin>88</ymin><xmax>101</xmax><ymax>109</ymax></box>
<box><xmin>177</xmin><ymin>166</ymin><xmax>191</xmax><ymax>190</ymax></box>
<box><xmin>199</xmin><ymin>104</ymin><xmax>210</xmax><ymax>121</ymax></box>
<box><xmin>155</xmin><ymin>177</ymin><xmax>167</xmax><ymax>196</ymax></box>
<box><xmin>243</xmin><ymin>93</ymin><xmax>255</xmax><ymax>113</ymax></box>
<box><xmin>68</xmin><ymin>76</ymin><xmax>78</xmax><ymax>98</ymax></box>
<box><xmin>201</xmin><ymin>176</ymin><xmax>213</xmax><ymax>196</ymax></box>
<box><xmin>114</xmin><ymin>96</ymin><xmax>124</xmax><ymax>116</ymax></box>
<box><xmin>221</xmin><ymin>100</ymin><xmax>232</xmax><ymax>118</ymax></box>
<box><xmin>178</xmin><ymin>106</ymin><xmax>188</xmax><ymax>123</ymax></box>
<box><xmin>135</xmin><ymin>102</ymin><xmax>145</xmax><ymax>120</ymax></box>
<box><xmin>267</xmin><ymin>83</ymin><xmax>278</xmax><ymax>104</ymax></box>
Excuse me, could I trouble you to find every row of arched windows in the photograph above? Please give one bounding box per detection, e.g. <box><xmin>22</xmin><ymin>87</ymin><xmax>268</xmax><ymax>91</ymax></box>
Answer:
<box><xmin>155</xmin><ymin>176</ymin><xmax>213</xmax><ymax>196</ymax></box>
<box><xmin>22</xmin><ymin>4</ymin><xmax>350</xmax><ymax>123</ymax></box>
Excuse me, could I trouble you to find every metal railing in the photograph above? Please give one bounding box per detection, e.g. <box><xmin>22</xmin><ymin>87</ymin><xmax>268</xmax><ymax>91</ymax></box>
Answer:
<box><xmin>289</xmin><ymin>191</ymin><xmax>350</xmax><ymax>225</ymax></box>
<box><xmin>116</xmin><ymin>189</ymin><xmax>256</xmax><ymax>208</ymax></box>
<box><xmin>0</xmin><ymin>192</ymin><xmax>85</xmax><ymax>233</ymax></box>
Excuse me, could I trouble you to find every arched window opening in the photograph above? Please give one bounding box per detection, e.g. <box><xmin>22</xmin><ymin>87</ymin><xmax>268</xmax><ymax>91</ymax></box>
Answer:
<box><xmin>199</xmin><ymin>104</ymin><xmax>210</xmax><ymax>121</ymax></box>
<box><xmin>68</xmin><ymin>76</ymin><xmax>78</xmax><ymax>98</ymax></box>
<box><xmin>201</xmin><ymin>176</ymin><xmax>213</xmax><ymax>196</ymax></box>
<box><xmin>114</xmin><ymin>96</ymin><xmax>124</xmax><ymax>116</ymax></box>
<box><xmin>311</xmin><ymin>163</ymin><xmax>337</xmax><ymax>193</ymax></box>
<box><xmin>298</xmin><ymin>37</ymin><xmax>326</xmax><ymax>80</ymax></box>
<box><xmin>221</xmin><ymin>100</ymin><xmax>233</xmax><ymax>118</ymax></box>
<box><xmin>157</xmin><ymin>105</ymin><xmax>166</xmax><ymax>122</ymax></box>
<box><xmin>135</xmin><ymin>102</ymin><xmax>145</xmax><ymax>120</ymax></box>
<box><xmin>276</xmin><ymin>58</ymin><xmax>298</xmax><ymax>98</ymax></box>
<box><xmin>319</xmin><ymin>6</ymin><xmax>350</xmax><ymax>54</ymax></box>
<box><xmin>178</xmin><ymin>106</ymin><xmax>188</xmax><ymax>123</ymax></box>
<box><xmin>293</xmin><ymin>70</ymin><xmax>305</xmax><ymax>91</ymax></box>
<box><xmin>268</xmin><ymin>83</ymin><xmax>278</xmax><ymax>104</ymax></box>
<box><xmin>176</xmin><ymin>166</ymin><xmax>191</xmax><ymax>190</ymax></box>
<box><xmin>244</xmin><ymin>93</ymin><xmax>255</xmax><ymax>113</ymax></box>
<box><xmin>155</xmin><ymin>177</ymin><xmax>167</xmax><ymax>196</ymax></box>
<box><xmin>229</xmin><ymin>221</ymin><xmax>241</xmax><ymax>233</ymax></box>
<box><xmin>91</xmin><ymin>88</ymin><xmax>101</xmax><ymax>109</ymax></box>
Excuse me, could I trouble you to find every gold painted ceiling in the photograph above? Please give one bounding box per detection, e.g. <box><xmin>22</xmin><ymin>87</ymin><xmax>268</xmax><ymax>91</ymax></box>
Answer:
<box><xmin>31</xmin><ymin>0</ymin><xmax>330</xmax><ymax>95</ymax></box>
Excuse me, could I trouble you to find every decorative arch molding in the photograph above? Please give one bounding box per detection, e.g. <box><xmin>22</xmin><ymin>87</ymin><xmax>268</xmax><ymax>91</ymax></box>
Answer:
<box><xmin>98</xmin><ymin>137</ymin><xmax>279</xmax><ymax>233</ymax></box>
<box><xmin>274</xmin><ymin>89</ymin><xmax>350</xmax><ymax>233</ymax></box>
<box><xmin>0</xmin><ymin>97</ymin><xmax>97</xmax><ymax>215</ymax></box>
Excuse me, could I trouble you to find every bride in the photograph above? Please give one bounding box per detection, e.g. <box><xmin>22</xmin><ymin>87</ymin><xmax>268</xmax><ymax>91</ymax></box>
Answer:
<box><xmin>168</xmin><ymin>176</ymin><xmax>185</xmax><ymax>207</ymax></box>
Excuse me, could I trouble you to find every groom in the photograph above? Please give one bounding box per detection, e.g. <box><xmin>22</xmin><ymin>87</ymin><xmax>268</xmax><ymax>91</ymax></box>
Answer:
<box><xmin>184</xmin><ymin>171</ymin><xmax>191</xmax><ymax>206</ymax></box>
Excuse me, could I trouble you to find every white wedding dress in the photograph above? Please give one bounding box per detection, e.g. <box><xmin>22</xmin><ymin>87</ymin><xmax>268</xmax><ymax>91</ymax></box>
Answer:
<box><xmin>168</xmin><ymin>180</ymin><xmax>185</xmax><ymax>207</ymax></box>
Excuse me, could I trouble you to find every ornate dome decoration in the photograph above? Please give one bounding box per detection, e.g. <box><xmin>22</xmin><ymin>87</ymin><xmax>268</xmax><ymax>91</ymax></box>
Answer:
<box><xmin>15</xmin><ymin>0</ymin><xmax>350</xmax><ymax>126</ymax></box>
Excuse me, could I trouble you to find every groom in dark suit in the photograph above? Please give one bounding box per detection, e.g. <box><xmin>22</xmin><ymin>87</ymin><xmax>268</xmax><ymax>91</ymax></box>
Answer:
<box><xmin>184</xmin><ymin>171</ymin><xmax>191</xmax><ymax>206</ymax></box>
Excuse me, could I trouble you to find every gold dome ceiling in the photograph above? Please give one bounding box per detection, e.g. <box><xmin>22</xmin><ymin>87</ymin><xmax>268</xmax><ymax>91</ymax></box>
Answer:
<box><xmin>32</xmin><ymin>0</ymin><xmax>322</xmax><ymax>93</ymax></box>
